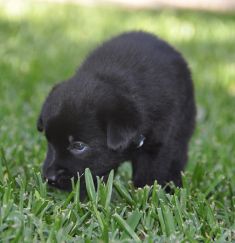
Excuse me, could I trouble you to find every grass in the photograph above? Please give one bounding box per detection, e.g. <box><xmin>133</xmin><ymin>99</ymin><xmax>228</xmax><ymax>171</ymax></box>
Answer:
<box><xmin>0</xmin><ymin>1</ymin><xmax>235</xmax><ymax>242</ymax></box>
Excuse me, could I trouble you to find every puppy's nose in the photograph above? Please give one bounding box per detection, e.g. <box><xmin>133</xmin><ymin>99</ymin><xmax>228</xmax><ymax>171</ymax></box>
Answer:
<box><xmin>47</xmin><ymin>174</ymin><xmax>57</xmax><ymax>186</ymax></box>
<box><xmin>45</xmin><ymin>169</ymin><xmax>66</xmax><ymax>186</ymax></box>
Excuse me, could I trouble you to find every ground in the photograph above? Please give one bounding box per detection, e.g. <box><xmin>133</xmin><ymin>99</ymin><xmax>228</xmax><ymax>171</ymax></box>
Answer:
<box><xmin>0</xmin><ymin>2</ymin><xmax>235</xmax><ymax>242</ymax></box>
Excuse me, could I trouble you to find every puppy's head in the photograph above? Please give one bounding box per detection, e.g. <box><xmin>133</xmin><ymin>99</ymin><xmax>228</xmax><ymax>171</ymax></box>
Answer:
<box><xmin>37</xmin><ymin>80</ymin><xmax>142</xmax><ymax>192</ymax></box>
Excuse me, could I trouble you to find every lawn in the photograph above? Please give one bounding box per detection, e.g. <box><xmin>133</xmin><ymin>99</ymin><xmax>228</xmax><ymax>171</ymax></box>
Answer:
<box><xmin>0</xmin><ymin>2</ymin><xmax>235</xmax><ymax>242</ymax></box>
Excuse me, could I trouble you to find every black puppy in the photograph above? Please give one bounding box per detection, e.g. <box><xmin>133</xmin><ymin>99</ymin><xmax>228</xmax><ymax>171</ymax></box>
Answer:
<box><xmin>37</xmin><ymin>31</ymin><xmax>196</xmax><ymax>192</ymax></box>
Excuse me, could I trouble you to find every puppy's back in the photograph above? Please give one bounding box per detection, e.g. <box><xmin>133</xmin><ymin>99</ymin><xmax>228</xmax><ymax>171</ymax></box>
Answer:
<box><xmin>78</xmin><ymin>31</ymin><xmax>195</xmax><ymax>123</ymax></box>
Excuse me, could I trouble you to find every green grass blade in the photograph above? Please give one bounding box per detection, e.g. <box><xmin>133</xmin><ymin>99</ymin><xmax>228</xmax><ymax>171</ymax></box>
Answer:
<box><xmin>113</xmin><ymin>213</ymin><xmax>140</xmax><ymax>242</ymax></box>
<box><xmin>85</xmin><ymin>168</ymin><xmax>96</xmax><ymax>202</ymax></box>
<box><xmin>157</xmin><ymin>207</ymin><xmax>166</xmax><ymax>235</ymax></box>
<box><xmin>114</xmin><ymin>180</ymin><xmax>135</xmax><ymax>205</ymax></box>
<box><xmin>162</xmin><ymin>205</ymin><xmax>175</xmax><ymax>236</ymax></box>
<box><xmin>105</xmin><ymin>169</ymin><xmax>114</xmax><ymax>211</ymax></box>
<box><xmin>120</xmin><ymin>209</ymin><xmax>142</xmax><ymax>240</ymax></box>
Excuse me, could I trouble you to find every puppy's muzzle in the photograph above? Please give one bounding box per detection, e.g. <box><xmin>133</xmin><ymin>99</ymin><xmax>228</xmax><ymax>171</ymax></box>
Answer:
<box><xmin>44</xmin><ymin>169</ymin><xmax>71</xmax><ymax>189</ymax></box>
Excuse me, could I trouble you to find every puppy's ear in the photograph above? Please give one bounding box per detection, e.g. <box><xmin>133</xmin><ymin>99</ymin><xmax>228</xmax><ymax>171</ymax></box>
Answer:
<box><xmin>36</xmin><ymin>83</ymin><xmax>62</xmax><ymax>133</ymax></box>
<box><xmin>107</xmin><ymin>120</ymin><xmax>138</xmax><ymax>151</ymax></box>
<box><xmin>37</xmin><ymin>115</ymin><xmax>44</xmax><ymax>132</ymax></box>
<box><xmin>105</xmin><ymin>99</ymin><xmax>141</xmax><ymax>151</ymax></box>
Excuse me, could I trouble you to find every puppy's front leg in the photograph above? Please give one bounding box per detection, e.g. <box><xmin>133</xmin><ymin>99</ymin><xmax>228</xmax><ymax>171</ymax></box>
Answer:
<box><xmin>132</xmin><ymin>144</ymin><xmax>186</xmax><ymax>189</ymax></box>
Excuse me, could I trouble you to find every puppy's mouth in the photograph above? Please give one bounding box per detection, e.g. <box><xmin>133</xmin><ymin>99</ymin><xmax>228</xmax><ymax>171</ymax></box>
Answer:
<box><xmin>45</xmin><ymin>169</ymin><xmax>112</xmax><ymax>192</ymax></box>
<box><xmin>46</xmin><ymin>175</ymin><xmax>73</xmax><ymax>191</ymax></box>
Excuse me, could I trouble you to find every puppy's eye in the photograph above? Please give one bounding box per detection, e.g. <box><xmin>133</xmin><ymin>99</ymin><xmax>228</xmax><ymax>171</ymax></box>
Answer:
<box><xmin>68</xmin><ymin>141</ymin><xmax>89</xmax><ymax>154</ymax></box>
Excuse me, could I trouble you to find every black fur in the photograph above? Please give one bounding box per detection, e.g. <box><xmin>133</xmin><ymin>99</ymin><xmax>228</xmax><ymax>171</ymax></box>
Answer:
<box><xmin>37</xmin><ymin>31</ymin><xmax>196</xmax><ymax>192</ymax></box>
